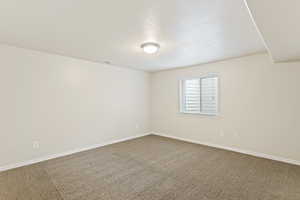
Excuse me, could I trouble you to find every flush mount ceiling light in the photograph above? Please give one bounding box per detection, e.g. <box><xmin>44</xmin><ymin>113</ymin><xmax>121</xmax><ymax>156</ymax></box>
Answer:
<box><xmin>141</xmin><ymin>42</ymin><xmax>160</xmax><ymax>54</ymax></box>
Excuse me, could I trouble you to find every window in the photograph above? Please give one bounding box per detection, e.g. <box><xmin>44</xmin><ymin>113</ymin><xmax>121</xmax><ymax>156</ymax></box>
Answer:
<box><xmin>180</xmin><ymin>75</ymin><xmax>219</xmax><ymax>115</ymax></box>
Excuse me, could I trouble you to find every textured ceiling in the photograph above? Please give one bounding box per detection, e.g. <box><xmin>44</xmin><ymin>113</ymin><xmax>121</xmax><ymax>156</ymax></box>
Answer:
<box><xmin>0</xmin><ymin>0</ymin><xmax>265</xmax><ymax>71</ymax></box>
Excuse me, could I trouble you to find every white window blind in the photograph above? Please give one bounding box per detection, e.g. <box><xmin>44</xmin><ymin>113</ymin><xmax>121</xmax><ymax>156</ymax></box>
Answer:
<box><xmin>180</xmin><ymin>75</ymin><xmax>218</xmax><ymax>115</ymax></box>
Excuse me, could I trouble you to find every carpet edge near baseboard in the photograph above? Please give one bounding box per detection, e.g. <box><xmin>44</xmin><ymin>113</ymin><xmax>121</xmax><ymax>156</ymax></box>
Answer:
<box><xmin>152</xmin><ymin>132</ymin><xmax>300</xmax><ymax>166</ymax></box>
<box><xmin>0</xmin><ymin>133</ymin><xmax>152</xmax><ymax>172</ymax></box>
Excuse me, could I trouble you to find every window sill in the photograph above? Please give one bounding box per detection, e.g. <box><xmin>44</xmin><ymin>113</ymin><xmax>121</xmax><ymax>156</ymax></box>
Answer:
<box><xmin>179</xmin><ymin>111</ymin><xmax>219</xmax><ymax>116</ymax></box>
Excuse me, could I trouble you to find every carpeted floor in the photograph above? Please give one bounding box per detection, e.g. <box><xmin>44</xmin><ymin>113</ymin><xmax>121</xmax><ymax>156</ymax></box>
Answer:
<box><xmin>0</xmin><ymin>135</ymin><xmax>300</xmax><ymax>200</ymax></box>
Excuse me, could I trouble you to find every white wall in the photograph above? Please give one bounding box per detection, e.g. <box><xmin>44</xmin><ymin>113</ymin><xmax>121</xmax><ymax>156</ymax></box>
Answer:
<box><xmin>151</xmin><ymin>53</ymin><xmax>300</xmax><ymax>162</ymax></box>
<box><xmin>0</xmin><ymin>45</ymin><xmax>150</xmax><ymax>167</ymax></box>
<box><xmin>2</xmin><ymin>46</ymin><xmax>300</xmax><ymax>169</ymax></box>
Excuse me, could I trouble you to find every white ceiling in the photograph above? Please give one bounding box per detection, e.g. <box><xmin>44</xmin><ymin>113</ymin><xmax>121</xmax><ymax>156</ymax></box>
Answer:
<box><xmin>0</xmin><ymin>0</ymin><xmax>265</xmax><ymax>71</ymax></box>
<box><xmin>245</xmin><ymin>0</ymin><xmax>300</xmax><ymax>63</ymax></box>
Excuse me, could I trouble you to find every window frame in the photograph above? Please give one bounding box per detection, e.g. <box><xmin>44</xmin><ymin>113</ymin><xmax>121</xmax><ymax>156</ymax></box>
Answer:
<box><xmin>179</xmin><ymin>74</ymin><xmax>219</xmax><ymax>116</ymax></box>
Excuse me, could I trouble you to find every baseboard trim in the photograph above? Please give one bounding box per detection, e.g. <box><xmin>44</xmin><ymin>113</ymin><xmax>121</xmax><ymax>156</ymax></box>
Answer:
<box><xmin>0</xmin><ymin>133</ymin><xmax>151</xmax><ymax>172</ymax></box>
<box><xmin>152</xmin><ymin>132</ymin><xmax>300</xmax><ymax>166</ymax></box>
<box><xmin>2</xmin><ymin>132</ymin><xmax>299</xmax><ymax>172</ymax></box>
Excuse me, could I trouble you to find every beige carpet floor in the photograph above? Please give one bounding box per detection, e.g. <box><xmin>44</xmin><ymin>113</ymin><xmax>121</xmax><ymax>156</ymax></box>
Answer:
<box><xmin>1</xmin><ymin>135</ymin><xmax>300</xmax><ymax>200</ymax></box>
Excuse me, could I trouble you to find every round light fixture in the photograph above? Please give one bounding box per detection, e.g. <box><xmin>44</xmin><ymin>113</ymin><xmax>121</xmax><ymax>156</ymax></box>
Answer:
<box><xmin>141</xmin><ymin>42</ymin><xmax>160</xmax><ymax>54</ymax></box>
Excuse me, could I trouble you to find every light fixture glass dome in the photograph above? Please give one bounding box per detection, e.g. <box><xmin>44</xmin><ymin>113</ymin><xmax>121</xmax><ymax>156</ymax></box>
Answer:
<box><xmin>141</xmin><ymin>42</ymin><xmax>160</xmax><ymax>54</ymax></box>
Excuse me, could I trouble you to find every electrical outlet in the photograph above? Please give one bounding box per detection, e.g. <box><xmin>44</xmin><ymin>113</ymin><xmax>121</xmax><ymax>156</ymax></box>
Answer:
<box><xmin>135</xmin><ymin>124</ymin><xmax>140</xmax><ymax>129</ymax></box>
<box><xmin>33</xmin><ymin>141</ymin><xmax>40</xmax><ymax>149</ymax></box>
<box><xmin>234</xmin><ymin>131</ymin><xmax>239</xmax><ymax>137</ymax></box>
<box><xmin>219</xmin><ymin>130</ymin><xmax>225</xmax><ymax>137</ymax></box>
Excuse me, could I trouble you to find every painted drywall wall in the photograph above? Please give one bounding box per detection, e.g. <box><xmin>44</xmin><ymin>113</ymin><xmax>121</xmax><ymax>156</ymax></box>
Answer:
<box><xmin>151</xmin><ymin>53</ymin><xmax>300</xmax><ymax>162</ymax></box>
<box><xmin>0</xmin><ymin>45</ymin><xmax>150</xmax><ymax>167</ymax></box>
<box><xmin>245</xmin><ymin>0</ymin><xmax>300</xmax><ymax>62</ymax></box>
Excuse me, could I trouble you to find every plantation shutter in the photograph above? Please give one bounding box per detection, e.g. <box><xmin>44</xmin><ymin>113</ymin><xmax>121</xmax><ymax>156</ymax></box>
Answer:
<box><xmin>181</xmin><ymin>76</ymin><xmax>218</xmax><ymax>115</ymax></box>
<box><xmin>183</xmin><ymin>79</ymin><xmax>201</xmax><ymax>113</ymax></box>
<box><xmin>200</xmin><ymin>77</ymin><xmax>218</xmax><ymax>114</ymax></box>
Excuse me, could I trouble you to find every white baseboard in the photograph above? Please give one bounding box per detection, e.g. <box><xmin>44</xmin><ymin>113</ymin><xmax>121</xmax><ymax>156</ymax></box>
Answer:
<box><xmin>152</xmin><ymin>132</ymin><xmax>300</xmax><ymax>166</ymax></box>
<box><xmin>2</xmin><ymin>132</ymin><xmax>299</xmax><ymax>172</ymax></box>
<box><xmin>0</xmin><ymin>133</ymin><xmax>151</xmax><ymax>172</ymax></box>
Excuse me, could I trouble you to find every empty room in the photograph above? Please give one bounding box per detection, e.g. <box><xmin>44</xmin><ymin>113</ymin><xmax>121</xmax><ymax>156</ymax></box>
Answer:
<box><xmin>1</xmin><ymin>0</ymin><xmax>300</xmax><ymax>199</ymax></box>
